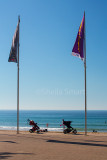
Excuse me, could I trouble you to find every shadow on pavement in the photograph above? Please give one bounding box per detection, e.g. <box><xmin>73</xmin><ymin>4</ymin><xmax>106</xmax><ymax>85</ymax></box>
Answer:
<box><xmin>47</xmin><ymin>139</ymin><xmax>107</xmax><ymax>147</ymax></box>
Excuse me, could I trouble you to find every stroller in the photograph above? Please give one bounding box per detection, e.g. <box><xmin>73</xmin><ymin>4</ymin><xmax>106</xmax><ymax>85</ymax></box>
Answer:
<box><xmin>28</xmin><ymin>119</ymin><xmax>48</xmax><ymax>133</ymax></box>
<box><xmin>62</xmin><ymin>119</ymin><xmax>77</xmax><ymax>134</ymax></box>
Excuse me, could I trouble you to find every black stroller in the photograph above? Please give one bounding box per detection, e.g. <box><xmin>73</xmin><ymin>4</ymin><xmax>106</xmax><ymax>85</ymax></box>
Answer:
<box><xmin>62</xmin><ymin>119</ymin><xmax>77</xmax><ymax>134</ymax></box>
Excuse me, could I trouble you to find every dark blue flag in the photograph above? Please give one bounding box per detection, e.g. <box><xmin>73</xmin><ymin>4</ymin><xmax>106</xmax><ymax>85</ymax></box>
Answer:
<box><xmin>8</xmin><ymin>22</ymin><xmax>19</xmax><ymax>63</ymax></box>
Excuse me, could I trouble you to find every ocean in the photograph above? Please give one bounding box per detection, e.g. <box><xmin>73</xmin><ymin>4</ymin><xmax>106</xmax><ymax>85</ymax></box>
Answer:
<box><xmin>0</xmin><ymin>110</ymin><xmax>107</xmax><ymax>132</ymax></box>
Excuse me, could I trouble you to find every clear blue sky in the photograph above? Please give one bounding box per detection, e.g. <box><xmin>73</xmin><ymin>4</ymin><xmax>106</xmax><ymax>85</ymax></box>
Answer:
<box><xmin>0</xmin><ymin>0</ymin><xmax>107</xmax><ymax>110</ymax></box>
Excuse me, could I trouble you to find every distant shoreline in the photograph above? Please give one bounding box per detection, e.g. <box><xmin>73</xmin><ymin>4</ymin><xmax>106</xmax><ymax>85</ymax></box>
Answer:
<box><xmin>0</xmin><ymin>110</ymin><xmax>107</xmax><ymax>132</ymax></box>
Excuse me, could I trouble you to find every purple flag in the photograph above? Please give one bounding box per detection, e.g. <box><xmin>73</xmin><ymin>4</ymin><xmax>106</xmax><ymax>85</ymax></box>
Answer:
<box><xmin>8</xmin><ymin>22</ymin><xmax>19</xmax><ymax>63</ymax></box>
<box><xmin>72</xmin><ymin>14</ymin><xmax>85</xmax><ymax>61</ymax></box>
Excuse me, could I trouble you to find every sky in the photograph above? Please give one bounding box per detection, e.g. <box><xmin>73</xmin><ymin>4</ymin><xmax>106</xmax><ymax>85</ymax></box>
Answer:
<box><xmin>0</xmin><ymin>0</ymin><xmax>107</xmax><ymax>110</ymax></box>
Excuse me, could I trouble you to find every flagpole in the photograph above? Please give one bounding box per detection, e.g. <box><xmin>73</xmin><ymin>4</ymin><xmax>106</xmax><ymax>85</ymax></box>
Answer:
<box><xmin>84</xmin><ymin>12</ymin><xmax>87</xmax><ymax>135</ymax></box>
<box><xmin>17</xmin><ymin>16</ymin><xmax>20</xmax><ymax>134</ymax></box>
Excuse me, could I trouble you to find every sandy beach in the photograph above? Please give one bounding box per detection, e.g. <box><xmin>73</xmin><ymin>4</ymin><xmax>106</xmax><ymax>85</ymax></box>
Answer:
<box><xmin>0</xmin><ymin>131</ymin><xmax>107</xmax><ymax>160</ymax></box>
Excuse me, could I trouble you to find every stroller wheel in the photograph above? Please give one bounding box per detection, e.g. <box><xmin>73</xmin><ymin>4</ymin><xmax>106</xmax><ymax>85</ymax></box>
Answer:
<box><xmin>63</xmin><ymin>129</ymin><xmax>67</xmax><ymax>134</ymax></box>
<box><xmin>37</xmin><ymin>130</ymin><xmax>40</xmax><ymax>133</ymax></box>
<box><xmin>29</xmin><ymin>129</ymin><xmax>34</xmax><ymax>133</ymax></box>
<box><xmin>45</xmin><ymin>129</ymin><xmax>48</xmax><ymax>132</ymax></box>
<box><xmin>72</xmin><ymin>129</ymin><xmax>77</xmax><ymax>134</ymax></box>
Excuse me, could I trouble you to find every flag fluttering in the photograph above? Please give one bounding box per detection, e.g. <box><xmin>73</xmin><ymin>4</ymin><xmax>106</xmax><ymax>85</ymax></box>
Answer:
<box><xmin>72</xmin><ymin>14</ymin><xmax>85</xmax><ymax>61</ymax></box>
<box><xmin>8</xmin><ymin>22</ymin><xmax>19</xmax><ymax>63</ymax></box>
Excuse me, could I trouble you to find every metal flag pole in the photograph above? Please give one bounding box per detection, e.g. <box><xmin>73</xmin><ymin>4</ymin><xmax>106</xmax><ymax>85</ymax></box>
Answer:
<box><xmin>17</xmin><ymin>16</ymin><xmax>20</xmax><ymax>134</ymax></box>
<box><xmin>84</xmin><ymin>12</ymin><xmax>87</xmax><ymax>135</ymax></box>
<box><xmin>72</xmin><ymin>12</ymin><xmax>87</xmax><ymax>135</ymax></box>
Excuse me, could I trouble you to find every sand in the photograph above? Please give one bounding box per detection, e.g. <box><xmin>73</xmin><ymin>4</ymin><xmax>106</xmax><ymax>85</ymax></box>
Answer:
<box><xmin>0</xmin><ymin>130</ymin><xmax>107</xmax><ymax>160</ymax></box>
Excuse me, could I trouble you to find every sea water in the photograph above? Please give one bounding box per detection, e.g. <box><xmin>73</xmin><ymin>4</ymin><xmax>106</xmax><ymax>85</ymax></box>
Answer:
<box><xmin>0</xmin><ymin>110</ymin><xmax>107</xmax><ymax>132</ymax></box>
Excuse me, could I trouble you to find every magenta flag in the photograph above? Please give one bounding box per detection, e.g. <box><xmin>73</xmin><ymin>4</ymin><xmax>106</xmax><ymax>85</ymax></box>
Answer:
<box><xmin>72</xmin><ymin>14</ymin><xmax>85</xmax><ymax>61</ymax></box>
